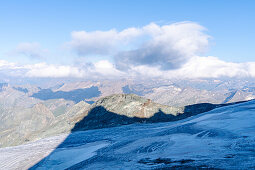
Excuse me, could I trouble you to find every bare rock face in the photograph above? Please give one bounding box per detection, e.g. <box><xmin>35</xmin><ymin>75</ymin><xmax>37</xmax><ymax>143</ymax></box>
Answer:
<box><xmin>66</xmin><ymin>101</ymin><xmax>91</xmax><ymax>118</ymax></box>
<box><xmin>0</xmin><ymin>103</ymin><xmax>55</xmax><ymax>147</ymax></box>
<box><xmin>71</xmin><ymin>94</ymin><xmax>226</xmax><ymax>132</ymax></box>
<box><xmin>71</xmin><ymin>94</ymin><xmax>187</xmax><ymax>131</ymax></box>
<box><xmin>26</xmin><ymin>101</ymin><xmax>92</xmax><ymax>143</ymax></box>
<box><xmin>92</xmin><ymin>94</ymin><xmax>184</xmax><ymax>118</ymax></box>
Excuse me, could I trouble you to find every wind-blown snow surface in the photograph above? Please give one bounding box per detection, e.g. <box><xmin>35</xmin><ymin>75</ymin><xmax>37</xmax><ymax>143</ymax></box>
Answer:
<box><xmin>1</xmin><ymin>101</ymin><xmax>255</xmax><ymax>169</ymax></box>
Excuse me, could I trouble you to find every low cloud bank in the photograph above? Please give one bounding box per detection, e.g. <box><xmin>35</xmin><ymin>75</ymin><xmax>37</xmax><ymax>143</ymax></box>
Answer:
<box><xmin>1</xmin><ymin>56</ymin><xmax>255</xmax><ymax>79</ymax></box>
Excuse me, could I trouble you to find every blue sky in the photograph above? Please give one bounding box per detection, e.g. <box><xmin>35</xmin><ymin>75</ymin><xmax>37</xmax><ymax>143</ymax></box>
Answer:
<box><xmin>0</xmin><ymin>0</ymin><xmax>255</xmax><ymax>79</ymax></box>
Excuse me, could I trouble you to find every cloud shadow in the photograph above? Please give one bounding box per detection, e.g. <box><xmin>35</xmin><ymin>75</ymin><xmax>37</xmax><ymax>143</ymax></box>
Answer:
<box><xmin>31</xmin><ymin>86</ymin><xmax>101</xmax><ymax>103</ymax></box>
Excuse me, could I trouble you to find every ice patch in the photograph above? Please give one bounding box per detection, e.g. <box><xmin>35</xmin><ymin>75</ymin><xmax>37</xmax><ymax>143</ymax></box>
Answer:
<box><xmin>36</xmin><ymin>141</ymin><xmax>109</xmax><ymax>169</ymax></box>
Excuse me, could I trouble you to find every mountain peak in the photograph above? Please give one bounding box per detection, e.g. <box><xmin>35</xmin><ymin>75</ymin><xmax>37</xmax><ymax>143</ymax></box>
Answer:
<box><xmin>92</xmin><ymin>93</ymin><xmax>184</xmax><ymax>118</ymax></box>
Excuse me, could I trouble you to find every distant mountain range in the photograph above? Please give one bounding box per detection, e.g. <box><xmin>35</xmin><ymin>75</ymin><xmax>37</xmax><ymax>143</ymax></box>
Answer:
<box><xmin>1</xmin><ymin>79</ymin><xmax>255</xmax><ymax>107</ymax></box>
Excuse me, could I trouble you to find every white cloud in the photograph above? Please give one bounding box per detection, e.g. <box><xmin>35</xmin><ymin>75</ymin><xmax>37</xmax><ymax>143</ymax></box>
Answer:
<box><xmin>0</xmin><ymin>56</ymin><xmax>254</xmax><ymax>79</ymax></box>
<box><xmin>14</xmin><ymin>42</ymin><xmax>48</xmax><ymax>59</ymax></box>
<box><xmin>0</xmin><ymin>59</ymin><xmax>123</xmax><ymax>78</ymax></box>
<box><xmin>24</xmin><ymin>63</ymin><xmax>85</xmax><ymax>78</ymax></box>
<box><xmin>16</xmin><ymin>60</ymin><xmax>123</xmax><ymax>78</ymax></box>
<box><xmin>175</xmin><ymin>56</ymin><xmax>255</xmax><ymax>78</ymax></box>
<box><xmin>67</xmin><ymin>22</ymin><xmax>210</xmax><ymax>70</ymax></box>
<box><xmin>0</xmin><ymin>60</ymin><xmax>16</xmax><ymax>69</ymax></box>
<box><xmin>68</xmin><ymin>28</ymin><xmax>142</xmax><ymax>55</ymax></box>
<box><xmin>115</xmin><ymin>22</ymin><xmax>210</xmax><ymax>70</ymax></box>
<box><xmin>92</xmin><ymin>60</ymin><xmax>124</xmax><ymax>77</ymax></box>
<box><xmin>127</xmin><ymin>56</ymin><xmax>255</xmax><ymax>79</ymax></box>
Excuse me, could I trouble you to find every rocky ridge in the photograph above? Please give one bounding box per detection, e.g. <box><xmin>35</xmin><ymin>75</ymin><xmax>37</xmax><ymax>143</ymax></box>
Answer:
<box><xmin>0</xmin><ymin>93</ymin><xmax>243</xmax><ymax>147</ymax></box>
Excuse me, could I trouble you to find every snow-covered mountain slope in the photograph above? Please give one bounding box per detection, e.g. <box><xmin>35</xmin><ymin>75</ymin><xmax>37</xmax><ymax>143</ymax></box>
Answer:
<box><xmin>1</xmin><ymin>100</ymin><xmax>255</xmax><ymax>169</ymax></box>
